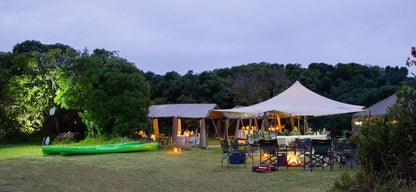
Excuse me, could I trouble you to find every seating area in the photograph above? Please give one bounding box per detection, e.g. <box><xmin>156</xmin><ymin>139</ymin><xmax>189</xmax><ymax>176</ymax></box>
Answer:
<box><xmin>219</xmin><ymin>136</ymin><xmax>359</xmax><ymax>172</ymax></box>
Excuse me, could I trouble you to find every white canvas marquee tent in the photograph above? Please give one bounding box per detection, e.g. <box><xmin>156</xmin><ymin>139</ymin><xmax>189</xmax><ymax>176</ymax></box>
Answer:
<box><xmin>215</xmin><ymin>81</ymin><xmax>364</xmax><ymax>136</ymax></box>
<box><xmin>215</xmin><ymin>81</ymin><xmax>364</xmax><ymax>117</ymax></box>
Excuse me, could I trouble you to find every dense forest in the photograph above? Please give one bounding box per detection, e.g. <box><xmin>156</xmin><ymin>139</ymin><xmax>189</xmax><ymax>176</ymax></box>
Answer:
<box><xmin>0</xmin><ymin>40</ymin><xmax>413</xmax><ymax>141</ymax></box>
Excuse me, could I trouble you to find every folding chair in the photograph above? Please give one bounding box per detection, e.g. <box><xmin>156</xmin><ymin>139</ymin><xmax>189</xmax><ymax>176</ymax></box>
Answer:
<box><xmin>277</xmin><ymin>142</ymin><xmax>289</xmax><ymax>169</ymax></box>
<box><xmin>310</xmin><ymin>139</ymin><xmax>333</xmax><ymax>171</ymax></box>
<box><xmin>221</xmin><ymin>139</ymin><xmax>246</xmax><ymax>168</ymax></box>
<box><xmin>259</xmin><ymin>139</ymin><xmax>287</xmax><ymax>171</ymax></box>
<box><xmin>332</xmin><ymin>139</ymin><xmax>347</xmax><ymax>168</ymax></box>
<box><xmin>245</xmin><ymin>134</ymin><xmax>256</xmax><ymax>163</ymax></box>
<box><xmin>294</xmin><ymin>138</ymin><xmax>312</xmax><ymax>170</ymax></box>
<box><xmin>229</xmin><ymin>138</ymin><xmax>240</xmax><ymax>151</ymax></box>
<box><xmin>342</xmin><ymin>143</ymin><xmax>359</xmax><ymax>167</ymax></box>
<box><xmin>220</xmin><ymin>139</ymin><xmax>230</xmax><ymax>168</ymax></box>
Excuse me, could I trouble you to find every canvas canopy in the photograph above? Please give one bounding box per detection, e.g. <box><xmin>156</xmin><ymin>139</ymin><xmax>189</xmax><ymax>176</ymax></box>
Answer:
<box><xmin>215</xmin><ymin>81</ymin><xmax>364</xmax><ymax>116</ymax></box>
<box><xmin>352</xmin><ymin>94</ymin><xmax>397</xmax><ymax>119</ymax></box>
<box><xmin>148</xmin><ymin>103</ymin><xmax>221</xmax><ymax>119</ymax></box>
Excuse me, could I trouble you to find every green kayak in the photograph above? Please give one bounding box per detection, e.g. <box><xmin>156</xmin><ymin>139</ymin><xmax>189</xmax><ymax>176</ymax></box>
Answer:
<box><xmin>42</xmin><ymin>141</ymin><xmax>158</xmax><ymax>155</ymax></box>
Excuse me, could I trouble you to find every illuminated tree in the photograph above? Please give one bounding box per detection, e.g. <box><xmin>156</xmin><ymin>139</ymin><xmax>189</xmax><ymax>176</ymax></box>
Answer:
<box><xmin>55</xmin><ymin>49</ymin><xmax>151</xmax><ymax>137</ymax></box>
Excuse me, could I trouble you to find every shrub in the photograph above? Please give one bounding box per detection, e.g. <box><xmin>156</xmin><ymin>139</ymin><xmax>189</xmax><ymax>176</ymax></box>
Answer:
<box><xmin>333</xmin><ymin>86</ymin><xmax>416</xmax><ymax>191</ymax></box>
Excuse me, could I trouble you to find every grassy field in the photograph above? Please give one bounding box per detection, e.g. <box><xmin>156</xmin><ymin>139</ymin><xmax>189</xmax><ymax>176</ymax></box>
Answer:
<box><xmin>0</xmin><ymin>141</ymin><xmax>355</xmax><ymax>192</ymax></box>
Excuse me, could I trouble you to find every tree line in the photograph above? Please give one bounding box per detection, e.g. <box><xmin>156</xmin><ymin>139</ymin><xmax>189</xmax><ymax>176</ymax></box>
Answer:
<box><xmin>0</xmin><ymin>40</ymin><xmax>412</xmax><ymax>141</ymax></box>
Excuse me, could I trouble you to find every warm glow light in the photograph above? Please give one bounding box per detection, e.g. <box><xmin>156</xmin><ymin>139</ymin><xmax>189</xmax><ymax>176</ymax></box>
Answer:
<box><xmin>263</xmin><ymin>153</ymin><xmax>269</xmax><ymax>158</ymax></box>
<box><xmin>184</xmin><ymin>131</ymin><xmax>190</xmax><ymax>137</ymax></box>
<box><xmin>268</xmin><ymin>126</ymin><xmax>281</xmax><ymax>132</ymax></box>
<box><xmin>138</xmin><ymin>130</ymin><xmax>145</xmax><ymax>136</ymax></box>
<box><xmin>173</xmin><ymin>146</ymin><xmax>179</xmax><ymax>152</ymax></box>
<box><xmin>287</xmin><ymin>154</ymin><xmax>301</xmax><ymax>166</ymax></box>
<box><xmin>354</xmin><ymin>121</ymin><xmax>362</xmax><ymax>126</ymax></box>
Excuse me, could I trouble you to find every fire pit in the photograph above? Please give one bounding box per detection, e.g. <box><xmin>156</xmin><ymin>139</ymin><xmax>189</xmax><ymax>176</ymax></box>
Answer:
<box><xmin>287</xmin><ymin>153</ymin><xmax>302</xmax><ymax>166</ymax></box>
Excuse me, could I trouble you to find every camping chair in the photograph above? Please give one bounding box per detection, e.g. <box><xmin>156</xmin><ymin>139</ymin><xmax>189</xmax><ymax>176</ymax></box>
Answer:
<box><xmin>259</xmin><ymin>139</ymin><xmax>287</xmax><ymax>171</ymax></box>
<box><xmin>342</xmin><ymin>143</ymin><xmax>359</xmax><ymax>167</ymax></box>
<box><xmin>294</xmin><ymin>138</ymin><xmax>312</xmax><ymax>170</ymax></box>
<box><xmin>332</xmin><ymin>139</ymin><xmax>347</xmax><ymax>168</ymax></box>
<box><xmin>229</xmin><ymin>138</ymin><xmax>241</xmax><ymax>151</ymax></box>
<box><xmin>220</xmin><ymin>139</ymin><xmax>230</xmax><ymax>168</ymax></box>
<box><xmin>245</xmin><ymin>134</ymin><xmax>256</xmax><ymax>163</ymax></box>
<box><xmin>310</xmin><ymin>139</ymin><xmax>333</xmax><ymax>171</ymax></box>
<box><xmin>278</xmin><ymin>142</ymin><xmax>289</xmax><ymax>169</ymax></box>
<box><xmin>220</xmin><ymin>139</ymin><xmax>246</xmax><ymax>168</ymax></box>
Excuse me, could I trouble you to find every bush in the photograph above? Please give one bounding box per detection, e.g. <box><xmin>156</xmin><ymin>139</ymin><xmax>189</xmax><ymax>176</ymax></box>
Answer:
<box><xmin>333</xmin><ymin>86</ymin><xmax>416</xmax><ymax>191</ymax></box>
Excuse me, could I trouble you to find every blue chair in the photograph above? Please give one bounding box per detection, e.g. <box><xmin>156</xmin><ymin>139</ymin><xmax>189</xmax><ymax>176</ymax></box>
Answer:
<box><xmin>220</xmin><ymin>139</ymin><xmax>246</xmax><ymax>168</ymax></box>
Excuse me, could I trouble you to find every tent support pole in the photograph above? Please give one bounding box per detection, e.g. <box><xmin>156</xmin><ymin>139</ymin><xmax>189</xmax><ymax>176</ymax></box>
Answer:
<box><xmin>152</xmin><ymin>118</ymin><xmax>159</xmax><ymax>139</ymax></box>
<box><xmin>277</xmin><ymin>115</ymin><xmax>282</xmax><ymax>132</ymax></box>
<box><xmin>211</xmin><ymin>118</ymin><xmax>220</xmax><ymax>139</ymax></box>
<box><xmin>248</xmin><ymin>118</ymin><xmax>253</xmax><ymax>136</ymax></box>
<box><xmin>172</xmin><ymin>117</ymin><xmax>178</xmax><ymax>144</ymax></box>
<box><xmin>290</xmin><ymin>116</ymin><xmax>295</xmax><ymax>129</ymax></box>
<box><xmin>297</xmin><ymin>116</ymin><xmax>300</xmax><ymax>136</ymax></box>
<box><xmin>235</xmin><ymin>118</ymin><xmax>240</xmax><ymax>138</ymax></box>
<box><xmin>199</xmin><ymin>118</ymin><xmax>207</xmax><ymax>148</ymax></box>
<box><xmin>304</xmin><ymin>116</ymin><xmax>308</xmax><ymax>134</ymax></box>
<box><xmin>240</xmin><ymin>118</ymin><xmax>246</xmax><ymax>138</ymax></box>
<box><xmin>225</xmin><ymin>118</ymin><xmax>229</xmax><ymax>140</ymax></box>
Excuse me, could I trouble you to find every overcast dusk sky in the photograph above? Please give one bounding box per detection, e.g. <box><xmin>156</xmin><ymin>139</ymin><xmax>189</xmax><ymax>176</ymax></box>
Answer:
<box><xmin>1</xmin><ymin>0</ymin><xmax>415</xmax><ymax>75</ymax></box>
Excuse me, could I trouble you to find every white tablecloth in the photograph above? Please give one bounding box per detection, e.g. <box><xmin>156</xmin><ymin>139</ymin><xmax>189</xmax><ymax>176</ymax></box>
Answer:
<box><xmin>177</xmin><ymin>135</ymin><xmax>200</xmax><ymax>146</ymax></box>
<box><xmin>273</xmin><ymin>135</ymin><xmax>330</xmax><ymax>146</ymax></box>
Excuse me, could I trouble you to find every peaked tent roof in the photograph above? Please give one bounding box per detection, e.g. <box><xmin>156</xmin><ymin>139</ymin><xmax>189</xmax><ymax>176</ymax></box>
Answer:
<box><xmin>148</xmin><ymin>103</ymin><xmax>222</xmax><ymax>119</ymax></box>
<box><xmin>352</xmin><ymin>94</ymin><xmax>397</xmax><ymax>119</ymax></box>
<box><xmin>215</xmin><ymin>81</ymin><xmax>364</xmax><ymax>116</ymax></box>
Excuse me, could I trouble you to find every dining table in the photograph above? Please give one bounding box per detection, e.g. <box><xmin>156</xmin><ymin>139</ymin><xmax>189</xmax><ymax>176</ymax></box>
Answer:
<box><xmin>272</xmin><ymin>134</ymin><xmax>330</xmax><ymax>146</ymax></box>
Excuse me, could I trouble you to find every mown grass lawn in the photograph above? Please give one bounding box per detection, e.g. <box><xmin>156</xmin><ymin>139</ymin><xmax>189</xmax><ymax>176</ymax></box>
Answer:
<box><xmin>0</xmin><ymin>142</ymin><xmax>354</xmax><ymax>192</ymax></box>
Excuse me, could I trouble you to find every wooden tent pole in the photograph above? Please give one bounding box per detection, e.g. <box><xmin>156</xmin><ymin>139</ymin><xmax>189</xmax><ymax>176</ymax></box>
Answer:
<box><xmin>297</xmin><ymin>116</ymin><xmax>300</xmax><ymax>136</ymax></box>
<box><xmin>261</xmin><ymin>113</ymin><xmax>267</xmax><ymax>137</ymax></box>
<box><xmin>172</xmin><ymin>117</ymin><xmax>178</xmax><ymax>143</ymax></box>
<box><xmin>290</xmin><ymin>116</ymin><xmax>295</xmax><ymax>129</ymax></box>
<box><xmin>248</xmin><ymin>118</ymin><xmax>253</xmax><ymax>136</ymax></box>
<box><xmin>240</xmin><ymin>118</ymin><xmax>246</xmax><ymax>138</ymax></box>
<box><xmin>199</xmin><ymin>118</ymin><xmax>207</xmax><ymax>148</ymax></box>
<box><xmin>177</xmin><ymin>118</ymin><xmax>182</xmax><ymax>136</ymax></box>
<box><xmin>152</xmin><ymin>118</ymin><xmax>159</xmax><ymax>138</ymax></box>
<box><xmin>304</xmin><ymin>116</ymin><xmax>308</xmax><ymax>134</ymax></box>
<box><xmin>225</xmin><ymin>118</ymin><xmax>229</xmax><ymax>140</ymax></box>
<box><xmin>277</xmin><ymin>115</ymin><xmax>282</xmax><ymax>132</ymax></box>
<box><xmin>217</xmin><ymin>120</ymin><xmax>222</xmax><ymax>138</ymax></box>
<box><xmin>235</xmin><ymin>118</ymin><xmax>240</xmax><ymax>138</ymax></box>
<box><xmin>211</xmin><ymin>118</ymin><xmax>220</xmax><ymax>139</ymax></box>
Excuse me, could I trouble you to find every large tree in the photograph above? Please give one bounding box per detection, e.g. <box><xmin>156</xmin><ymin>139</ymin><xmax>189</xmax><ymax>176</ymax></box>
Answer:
<box><xmin>0</xmin><ymin>41</ymin><xmax>77</xmax><ymax>140</ymax></box>
<box><xmin>55</xmin><ymin>49</ymin><xmax>151</xmax><ymax>137</ymax></box>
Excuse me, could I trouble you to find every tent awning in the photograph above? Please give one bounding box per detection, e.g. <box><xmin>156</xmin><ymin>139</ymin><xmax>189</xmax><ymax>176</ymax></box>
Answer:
<box><xmin>215</xmin><ymin>81</ymin><xmax>364</xmax><ymax>116</ymax></box>
<box><xmin>148</xmin><ymin>103</ymin><xmax>223</xmax><ymax>119</ymax></box>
